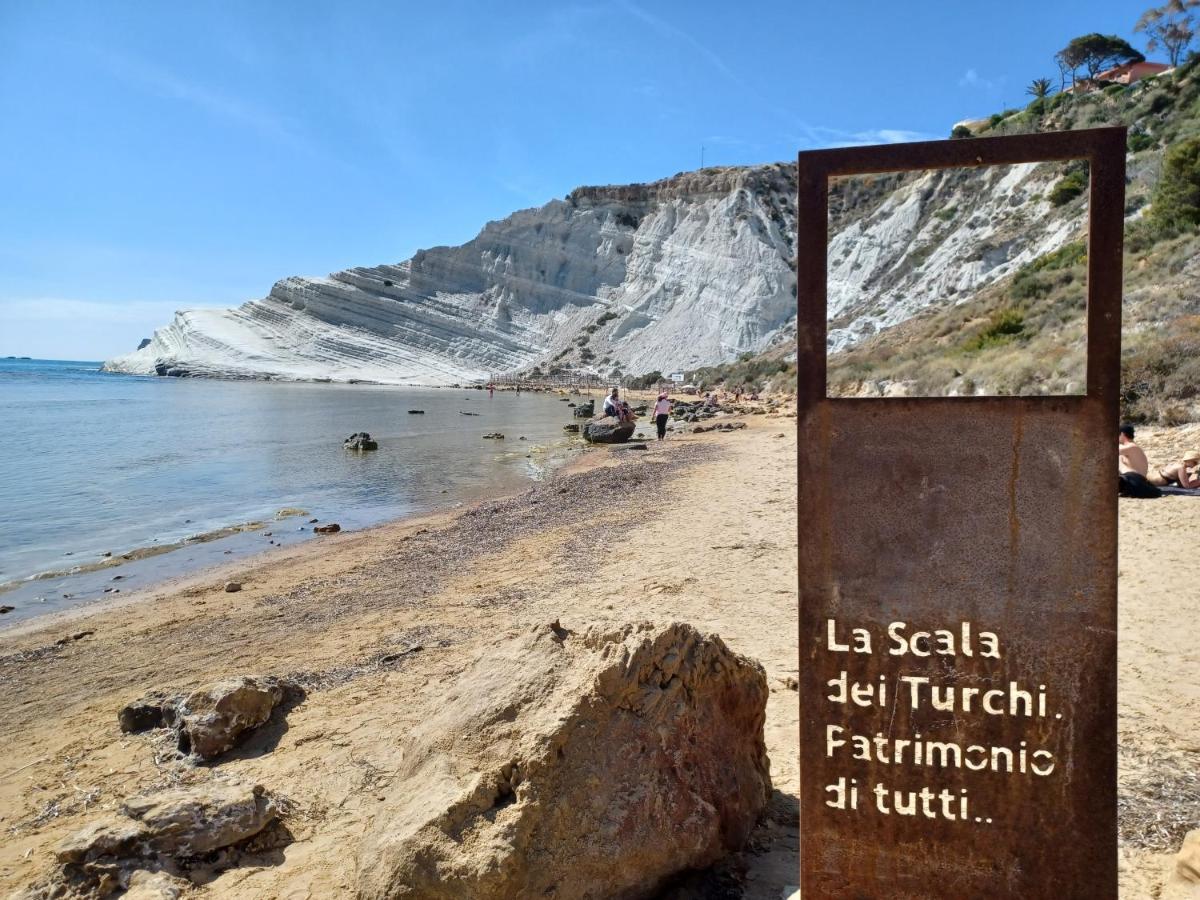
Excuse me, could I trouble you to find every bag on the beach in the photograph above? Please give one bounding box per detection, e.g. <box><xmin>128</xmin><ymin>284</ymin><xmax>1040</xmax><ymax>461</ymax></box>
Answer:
<box><xmin>1118</xmin><ymin>472</ymin><xmax>1162</xmax><ymax>499</ymax></box>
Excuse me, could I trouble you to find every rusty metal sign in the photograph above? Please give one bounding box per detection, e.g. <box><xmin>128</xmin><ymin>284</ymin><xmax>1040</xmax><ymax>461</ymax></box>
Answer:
<box><xmin>797</xmin><ymin>127</ymin><xmax>1124</xmax><ymax>898</ymax></box>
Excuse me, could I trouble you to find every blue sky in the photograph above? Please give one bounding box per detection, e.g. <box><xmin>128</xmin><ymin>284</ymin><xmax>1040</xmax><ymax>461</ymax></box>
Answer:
<box><xmin>1</xmin><ymin>0</ymin><xmax>1150</xmax><ymax>358</ymax></box>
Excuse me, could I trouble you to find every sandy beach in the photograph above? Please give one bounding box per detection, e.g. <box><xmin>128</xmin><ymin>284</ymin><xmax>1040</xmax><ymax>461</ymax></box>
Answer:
<box><xmin>0</xmin><ymin>410</ymin><xmax>1196</xmax><ymax>898</ymax></box>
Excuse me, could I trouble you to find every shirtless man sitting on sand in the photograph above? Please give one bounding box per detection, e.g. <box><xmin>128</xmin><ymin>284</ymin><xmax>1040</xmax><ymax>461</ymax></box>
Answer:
<box><xmin>1119</xmin><ymin>424</ymin><xmax>1149</xmax><ymax>476</ymax></box>
<box><xmin>1149</xmin><ymin>449</ymin><xmax>1200</xmax><ymax>488</ymax></box>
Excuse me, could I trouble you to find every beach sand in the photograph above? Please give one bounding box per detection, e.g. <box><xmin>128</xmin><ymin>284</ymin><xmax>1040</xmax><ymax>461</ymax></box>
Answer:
<box><xmin>0</xmin><ymin>411</ymin><xmax>1195</xmax><ymax>898</ymax></box>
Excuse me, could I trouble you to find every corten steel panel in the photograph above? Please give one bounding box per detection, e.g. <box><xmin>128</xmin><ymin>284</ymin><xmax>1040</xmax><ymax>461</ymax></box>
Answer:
<box><xmin>797</xmin><ymin>128</ymin><xmax>1123</xmax><ymax>898</ymax></box>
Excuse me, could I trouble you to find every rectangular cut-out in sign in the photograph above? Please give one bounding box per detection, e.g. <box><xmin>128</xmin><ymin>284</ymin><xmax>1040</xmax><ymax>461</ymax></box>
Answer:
<box><xmin>796</xmin><ymin>128</ymin><xmax>1124</xmax><ymax>899</ymax></box>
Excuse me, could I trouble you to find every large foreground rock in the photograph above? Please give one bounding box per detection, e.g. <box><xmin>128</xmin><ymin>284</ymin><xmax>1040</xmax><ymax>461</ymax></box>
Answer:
<box><xmin>582</xmin><ymin>415</ymin><xmax>636</xmax><ymax>444</ymax></box>
<box><xmin>356</xmin><ymin>621</ymin><xmax>771</xmax><ymax>900</ymax></box>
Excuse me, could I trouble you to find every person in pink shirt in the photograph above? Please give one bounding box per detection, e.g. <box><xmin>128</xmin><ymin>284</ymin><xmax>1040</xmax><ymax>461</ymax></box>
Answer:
<box><xmin>652</xmin><ymin>392</ymin><xmax>672</xmax><ymax>441</ymax></box>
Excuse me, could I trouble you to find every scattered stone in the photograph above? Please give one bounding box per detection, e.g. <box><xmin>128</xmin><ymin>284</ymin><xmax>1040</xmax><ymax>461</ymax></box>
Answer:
<box><xmin>460</xmin><ymin>411</ymin><xmax>480</xmax><ymax>416</ymax></box>
<box><xmin>314</xmin><ymin>523</ymin><xmax>341</xmax><ymax>534</ymax></box>
<box><xmin>171</xmin><ymin>676</ymin><xmax>293</xmax><ymax>758</ymax></box>
<box><xmin>572</xmin><ymin>400</ymin><xmax>596</xmax><ymax>418</ymax></box>
<box><xmin>562</xmin><ymin>423</ymin><xmax>580</xmax><ymax>433</ymax></box>
<box><xmin>356</xmin><ymin>621</ymin><xmax>770</xmax><ymax>899</ymax></box>
<box><xmin>118</xmin><ymin>691</ymin><xmax>170</xmax><ymax>733</ymax></box>
<box><xmin>53</xmin><ymin>630</ymin><xmax>96</xmax><ymax>649</ymax></box>
<box><xmin>112</xmin><ymin>575</ymin><xmax>124</xmax><ymax>581</ymax></box>
<box><xmin>407</xmin><ymin>409</ymin><xmax>425</xmax><ymax>414</ymax></box>
<box><xmin>275</xmin><ymin>507</ymin><xmax>307</xmax><ymax>519</ymax></box>
<box><xmin>582</xmin><ymin>415</ymin><xmax>636</xmax><ymax>444</ymax></box>
<box><xmin>224</xmin><ymin>582</ymin><xmax>242</xmax><ymax>593</ymax></box>
<box><xmin>344</xmin><ymin>432</ymin><xmax>379</xmax><ymax>451</ymax></box>
<box><xmin>482</xmin><ymin>432</ymin><xmax>505</xmax><ymax>440</ymax></box>
<box><xmin>308</xmin><ymin>518</ymin><xmax>319</xmax><ymax>523</ymax></box>
<box><xmin>612</xmin><ymin>442</ymin><xmax>649</xmax><ymax>451</ymax></box>
<box><xmin>102</xmin><ymin>551</ymin><xmax>112</xmax><ymax>557</ymax></box>
<box><xmin>0</xmin><ymin>605</ymin><xmax>13</xmax><ymax>614</ymax></box>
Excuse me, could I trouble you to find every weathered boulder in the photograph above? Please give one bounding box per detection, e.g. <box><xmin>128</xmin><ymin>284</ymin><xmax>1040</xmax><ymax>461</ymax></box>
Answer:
<box><xmin>314</xmin><ymin>523</ymin><xmax>341</xmax><ymax>534</ymax></box>
<box><xmin>356</xmin><ymin>621</ymin><xmax>771</xmax><ymax>900</ymax></box>
<box><xmin>344</xmin><ymin>432</ymin><xmax>379</xmax><ymax>451</ymax></box>
<box><xmin>582</xmin><ymin>415</ymin><xmax>636</xmax><ymax>444</ymax></box>
<box><xmin>50</xmin><ymin>781</ymin><xmax>277</xmax><ymax>895</ymax></box>
<box><xmin>121</xmin><ymin>782</ymin><xmax>277</xmax><ymax>857</ymax></box>
<box><xmin>120</xmin><ymin>676</ymin><xmax>294</xmax><ymax>759</ymax></box>
<box><xmin>572</xmin><ymin>400</ymin><xmax>595</xmax><ymax>418</ymax></box>
<box><xmin>171</xmin><ymin>676</ymin><xmax>289</xmax><ymax>758</ymax></box>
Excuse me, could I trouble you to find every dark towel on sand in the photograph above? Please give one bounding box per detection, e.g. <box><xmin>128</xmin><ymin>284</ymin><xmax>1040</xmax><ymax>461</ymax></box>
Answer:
<box><xmin>1158</xmin><ymin>485</ymin><xmax>1200</xmax><ymax>496</ymax></box>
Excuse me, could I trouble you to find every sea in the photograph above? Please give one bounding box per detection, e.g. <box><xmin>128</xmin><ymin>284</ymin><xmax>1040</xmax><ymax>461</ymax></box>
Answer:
<box><xmin>0</xmin><ymin>359</ymin><xmax>587</xmax><ymax>625</ymax></box>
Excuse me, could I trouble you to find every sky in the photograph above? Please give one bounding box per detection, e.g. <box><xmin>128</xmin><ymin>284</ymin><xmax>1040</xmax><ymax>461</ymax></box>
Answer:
<box><xmin>0</xmin><ymin>0</ymin><xmax>1153</xmax><ymax>359</ymax></box>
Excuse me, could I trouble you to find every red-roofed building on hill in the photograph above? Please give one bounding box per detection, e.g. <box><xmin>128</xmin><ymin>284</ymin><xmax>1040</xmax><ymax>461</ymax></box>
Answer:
<box><xmin>1069</xmin><ymin>61</ymin><xmax>1172</xmax><ymax>93</ymax></box>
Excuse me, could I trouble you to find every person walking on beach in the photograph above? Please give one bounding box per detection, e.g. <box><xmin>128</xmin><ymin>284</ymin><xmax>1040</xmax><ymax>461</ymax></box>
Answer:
<box><xmin>652</xmin><ymin>391</ymin><xmax>672</xmax><ymax>441</ymax></box>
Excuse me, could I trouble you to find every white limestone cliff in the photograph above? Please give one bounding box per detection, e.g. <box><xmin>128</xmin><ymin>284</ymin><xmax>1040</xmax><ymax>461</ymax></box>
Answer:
<box><xmin>103</xmin><ymin>159</ymin><xmax>1083</xmax><ymax>384</ymax></box>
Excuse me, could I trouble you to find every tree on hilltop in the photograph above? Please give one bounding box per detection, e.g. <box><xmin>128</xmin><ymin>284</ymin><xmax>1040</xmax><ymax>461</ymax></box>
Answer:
<box><xmin>1136</xmin><ymin>0</ymin><xmax>1198</xmax><ymax>67</ymax></box>
<box><xmin>1026</xmin><ymin>78</ymin><xmax>1054</xmax><ymax>99</ymax></box>
<box><xmin>1055</xmin><ymin>34</ymin><xmax>1145</xmax><ymax>87</ymax></box>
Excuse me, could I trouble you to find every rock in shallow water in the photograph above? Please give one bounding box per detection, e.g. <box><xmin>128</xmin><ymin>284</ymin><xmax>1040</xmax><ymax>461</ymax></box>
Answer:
<box><xmin>356</xmin><ymin>620</ymin><xmax>771</xmax><ymax>900</ymax></box>
<box><xmin>344</xmin><ymin>432</ymin><xmax>379</xmax><ymax>451</ymax></box>
<box><xmin>582</xmin><ymin>415</ymin><xmax>635</xmax><ymax>444</ymax></box>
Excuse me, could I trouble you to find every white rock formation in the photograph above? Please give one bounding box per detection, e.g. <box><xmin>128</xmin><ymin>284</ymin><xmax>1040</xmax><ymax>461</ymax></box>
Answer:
<box><xmin>104</xmin><ymin>159</ymin><xmax>1086</xmax><ymax>384</ymax></box>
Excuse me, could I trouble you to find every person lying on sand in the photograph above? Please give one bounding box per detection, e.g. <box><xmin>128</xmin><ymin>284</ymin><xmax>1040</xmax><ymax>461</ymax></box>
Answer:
<box><xmin>1118</xmin><ymin>424</ymin><xmax>1149</xmax><ymax>476</ymax></box>
<box><xmin>1148</xmin><ymin>449</ymin><xmax>1200</xmax><ymax>488</ymax></box>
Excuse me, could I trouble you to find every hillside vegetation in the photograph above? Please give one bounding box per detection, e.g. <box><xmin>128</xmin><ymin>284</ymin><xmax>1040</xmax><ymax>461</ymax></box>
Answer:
<box><xmin>814</xmin><ymin>56</ymin><xmax>1200</xmax><ymax>422</ymax></box>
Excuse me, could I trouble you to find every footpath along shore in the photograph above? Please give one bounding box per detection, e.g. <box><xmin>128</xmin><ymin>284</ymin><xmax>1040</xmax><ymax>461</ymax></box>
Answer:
<box><xmin>0</xmin><ymin>409</ymin><xmax>1196</xmax><ymax>898</ymax></box>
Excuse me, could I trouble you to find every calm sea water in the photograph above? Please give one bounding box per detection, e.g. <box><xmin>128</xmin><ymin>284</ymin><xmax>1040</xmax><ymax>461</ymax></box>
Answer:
<box><xmin>0</xmin><ymin>359</ymin><xmax>585</xmax><ymax>623</ymax></box>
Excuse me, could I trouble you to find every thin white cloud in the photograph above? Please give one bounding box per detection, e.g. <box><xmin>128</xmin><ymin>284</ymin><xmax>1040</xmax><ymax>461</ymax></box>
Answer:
<box><xmin>617</xmin><ymin>0</ymin><xmax>745</xmax><ymax>88</ymax></box>
<box><xmin>959</xmin><ymin>68</ymin><xmax>1003</xmax><ymax>91</ymax></box>
<box><xmin>788</xmin><ymin>124</ymin><xmax>939</xmax><ymax>150</ymax></box>
<box><xmin>92</xmin><ymin>49</ymin><xmax>312</xmax><ymax>151</ymax></box>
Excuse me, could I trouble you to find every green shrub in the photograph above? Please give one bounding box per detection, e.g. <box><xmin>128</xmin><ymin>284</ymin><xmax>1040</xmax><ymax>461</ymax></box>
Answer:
<box><xmin>1047</xmin><ymin>170</ymin><xmax>1088</xmax><ymax>206</ymax></box>
<box><xmin>634</xmin><ymin>370</ymin><xmax>663</xmax><ymax>388</ymax></box>
<box><xmin>1121</xmin><ymin>315</ymin><xmax>1200</xmax><ymax>421</ymax></box>
<box><xmin>1128</xmin><ymin>131</ymin><xmax>1155</xmax><ymax>153</ymax></box>
<box><xmin>1150</xmin><ymin>137</ymin><xmax>1200</xmax><ymax>234</ymax></box>
<box><xmin>964</xmin><ymin>308</ymin><xmax>1026</xmax><ymax>351</ymax></box>
<box><xmin>950</xmin><ymin>124</ymin><xmax>973</xmax><ymax>139</ymax></box>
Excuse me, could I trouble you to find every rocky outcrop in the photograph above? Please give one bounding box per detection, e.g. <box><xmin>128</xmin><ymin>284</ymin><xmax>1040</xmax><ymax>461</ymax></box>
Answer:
<box><xmin>356</xmin><ymin>621</ymin><xmax>771</xmax><ymax>900</ymax></box>
<box><xmin>46</xmin><ymin>780</ymin><xmax>278</xmax><ymax>896</ymax></box>
<box><xmin>101</xmin><ymin>153</ymin><xmax>1093</xmax><ymax>386</ymax></box>
<box><xmin>582</xmin><ymin>415</ymin><xmax>636</xmax><ymax>444</ymax></box>
<box><xmin>103</xmin><ymin>165</ymin><xmax>799</xmax><ymax>384</ymax></box>
<box><xmin>119</xmin><ymin>676</ymin><xmax>295</xmax><ymax>760</ymax></box>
